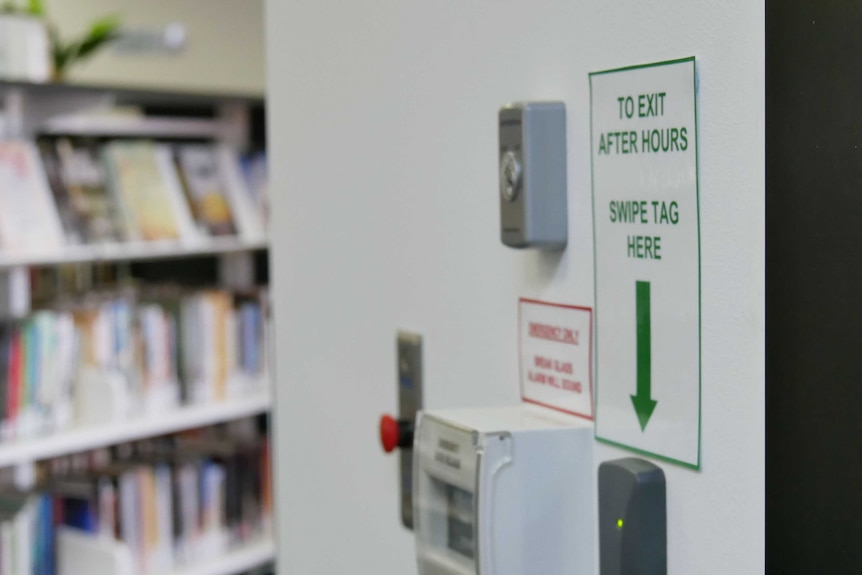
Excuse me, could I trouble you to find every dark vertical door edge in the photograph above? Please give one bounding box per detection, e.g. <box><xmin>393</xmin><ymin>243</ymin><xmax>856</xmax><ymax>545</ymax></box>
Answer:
<box><xmin>766</xmin><ymin>1</ymin><xmax>862</xmax><ymax>572</ymax></box>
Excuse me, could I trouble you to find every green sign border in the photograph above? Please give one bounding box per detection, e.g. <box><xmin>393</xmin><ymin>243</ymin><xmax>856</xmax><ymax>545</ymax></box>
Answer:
<box><xmin>589</xmin><ymin>56</ymin><xmax>702</xmax><ymax>471</ymax></box>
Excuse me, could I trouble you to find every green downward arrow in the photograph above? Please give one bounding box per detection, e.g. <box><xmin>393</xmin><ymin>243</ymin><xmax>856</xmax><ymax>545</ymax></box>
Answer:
<box><xmin>631</xmin><ymin>281</ymin><xmax>658</xmax><ymax>431</ymax></box>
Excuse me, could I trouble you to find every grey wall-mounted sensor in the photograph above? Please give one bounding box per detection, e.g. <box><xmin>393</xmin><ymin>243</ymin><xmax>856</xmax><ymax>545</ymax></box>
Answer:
<box><xmin>599</xmin><ymin>458</ymin><xmax>667</xmax><ymax>575</ymax></box>
<box><xmin>498</xmin><ymin>101</ymin><xmax>567</xmax><ymax>250</ymax></box>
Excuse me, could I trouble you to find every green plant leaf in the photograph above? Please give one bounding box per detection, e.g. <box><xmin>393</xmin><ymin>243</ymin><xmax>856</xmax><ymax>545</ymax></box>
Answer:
<box><xmin>53</xmin><ymin>43</ymin><xmax>75</xmax><ymax>74</ymax></box>
<box><xmin>87</xmin><ymin>14</ymin><xmax>122</xmax><ymax>39</ymax></box>
<box><xmin>51</xmin><ymin>13</ymin><xmax>122</xmax><ymax>75</ymax></box>
<box><xmin>74</xmin><ymin>14</ymin><xmax>121</xmax><ymax>61</ymax></box>
<box><xmin>47</xmin><ymin>24</ymin><xmax>70</xmax><ymax>73</ymax></box>
<box><xmin>26</xmin><ymin>0</ymin><xmax>43</xmax><ymax>15</ymax></box>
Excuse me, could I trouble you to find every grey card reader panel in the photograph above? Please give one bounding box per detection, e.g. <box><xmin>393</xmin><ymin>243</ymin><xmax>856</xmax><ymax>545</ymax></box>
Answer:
<box><xmin>397</xmin><ymin>332</ymin><xmax>423</xmax><ymax>529</ymax></box>
<box><xmin>499</xmin><ymin>101</ymin><xmax>568</xmax><ymax>250</ymax></box>
<box><xmin>599</xmin><ymin>458</ymin><xmax>667</xmax><ymax>575</ymax></box>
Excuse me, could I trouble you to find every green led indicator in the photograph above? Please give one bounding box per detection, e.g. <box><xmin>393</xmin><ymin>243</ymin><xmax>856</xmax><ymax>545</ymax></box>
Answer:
<box><xmin>617</xmin><ymin>518</ymin><xmax>624</xmax><ymax>529</ymax></box>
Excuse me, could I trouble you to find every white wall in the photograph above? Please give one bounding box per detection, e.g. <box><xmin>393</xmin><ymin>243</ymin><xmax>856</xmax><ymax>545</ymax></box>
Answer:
<box><xmin>46</xmin><ymin>0</ymin><xmax>264</xmax><ymax>93</ymax></box>
<box><xmin>267</xmin><ymin>1</ymin><xmax>764</xmax><ymax>573</ymax></box>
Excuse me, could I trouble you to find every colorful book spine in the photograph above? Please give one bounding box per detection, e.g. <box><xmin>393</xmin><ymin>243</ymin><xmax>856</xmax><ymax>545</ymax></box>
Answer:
<box><xmin>0</xmin><ymin>287</ymin><xmax>268</xmax><ymax>443</ymax></box>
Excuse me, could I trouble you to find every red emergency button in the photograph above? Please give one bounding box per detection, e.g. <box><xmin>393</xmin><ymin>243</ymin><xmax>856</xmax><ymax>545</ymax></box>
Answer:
<box><xmin>379</xmin><ymin>414</ymin><xmax>415</xmax><ymax>453</ymax></box>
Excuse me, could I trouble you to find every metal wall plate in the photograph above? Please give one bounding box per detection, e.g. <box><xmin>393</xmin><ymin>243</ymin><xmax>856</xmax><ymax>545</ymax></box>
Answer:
<box><xmin>397</xmin><ymin>331</ymin><xmax>423</xmax><ymax>529</ymax></box>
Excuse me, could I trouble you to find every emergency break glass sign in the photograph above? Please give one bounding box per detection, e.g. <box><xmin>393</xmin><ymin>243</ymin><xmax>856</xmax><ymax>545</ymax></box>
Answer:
<box><xmin>519</xmin><ymin>299</ymin><xmax>593</xmax><ymax>419</ymax></box>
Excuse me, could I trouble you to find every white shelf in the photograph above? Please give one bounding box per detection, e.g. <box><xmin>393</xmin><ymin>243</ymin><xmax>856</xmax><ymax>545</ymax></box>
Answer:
<box><xmin>174</xmin><ymin>539</ymin><xmax>275</xmax><ymax>575</ymax></box>
<box><xmin>0</xmin><ymin>392</ymin><xmax>272</xmax><ymax>467</ymax></box>
<box><xmin>0</xmin><ymin>236</ymin><xmax>268</xmax><ymax>269</ymax></box>
<box><xmin>58</xmin><ymin>529</ymin><xmax>274</xmax><ymax>575</ymax></box>
<box><xmin>0</xmin><ymin>78</ymin><xmax>263</xmax><ymax>106</ymax></box>
<box><xmin>41</xmin><ymin>115</ymin><xmax>226</xmax><ymax>139</ymax></box>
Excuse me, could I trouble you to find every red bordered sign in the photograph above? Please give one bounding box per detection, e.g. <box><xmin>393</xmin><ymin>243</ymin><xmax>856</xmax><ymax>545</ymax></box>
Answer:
<box><xmin>519</xmin><ymin>298</ymin><xmax>594</xmax><ymax>420</ymax></box>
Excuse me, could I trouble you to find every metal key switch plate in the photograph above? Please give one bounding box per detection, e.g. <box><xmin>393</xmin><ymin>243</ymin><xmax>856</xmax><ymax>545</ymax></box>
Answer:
<box><xmin>397</xmin><ymin>331</ymin><xmax>422</xmax><ymax>529</ymax></box>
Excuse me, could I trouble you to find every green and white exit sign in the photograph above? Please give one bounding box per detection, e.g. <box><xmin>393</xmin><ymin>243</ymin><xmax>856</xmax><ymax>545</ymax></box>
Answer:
<box><xmin>590</xmin><ymin>57</ymin><xmax>701</xmax><ymax>470</ymax></box>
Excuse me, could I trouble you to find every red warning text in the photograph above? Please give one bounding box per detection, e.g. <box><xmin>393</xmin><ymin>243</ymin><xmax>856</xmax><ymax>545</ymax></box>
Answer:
<box><xmin>528</xmin><ymin>322</ymin><xmax>579</xmax><ymax>345</ymax></box>
<box><xmin>528</xmin><ymin>355</ymin><xmax>582</xmax><ymax>393</ymax></box>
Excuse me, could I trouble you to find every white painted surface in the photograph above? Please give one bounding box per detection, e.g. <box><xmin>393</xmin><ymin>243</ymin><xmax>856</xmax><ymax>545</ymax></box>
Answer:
<box><xmin>45</xmin><ymin>0</ymin><xmax>264</xmax><ymax>94</ymax></box>
<box><xmin>267</xmin><ymin>1</ymin><xmax>764</xmax><ymax>573</ymax></box>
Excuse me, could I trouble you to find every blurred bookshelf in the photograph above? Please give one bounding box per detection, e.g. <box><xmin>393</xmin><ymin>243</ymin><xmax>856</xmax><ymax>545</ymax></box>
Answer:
<box><xmin>0</xmin><ymin>389</ymin><xmax>271</xmax><ymax>468</ymax></box>
<box><xmin>41</xmin><ymin>116</ymin><xmax>227</xmax><ymax>140</ymax></box>
<box><xmin>0</xmin><ymin>237</ymin><xmax>268</xmax><ymax>269</ymax></box>
<box><xmin>172</xmin><ymin>539</ymin><xmax>275</xmax><ymax>575</ymax></box>
<box><xmin>0</xmin><ymin>78</ymin><xmax>263</xmax><ymax>106</ymax></box>
<box><xmin>0</xmin><ymin>78</ymin><xmax>274</xmax><ymax>575</ymax></box>
<box><xmin>57</xmin><ymin>530</ymin><xmax>274</xmax><ymax>575</ymax></box>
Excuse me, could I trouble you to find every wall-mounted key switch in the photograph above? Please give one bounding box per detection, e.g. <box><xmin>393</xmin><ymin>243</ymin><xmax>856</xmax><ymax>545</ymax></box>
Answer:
<box><xmin>499</xmin><ymin>101</ymin><xmax>567</xmax><ymax>250</ymax></box>
<box><xmin>599</xmin><ymin>458</ymin><xmax>667</xmax><ymax>575</ymax></box>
